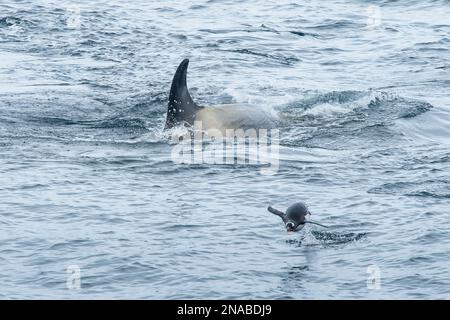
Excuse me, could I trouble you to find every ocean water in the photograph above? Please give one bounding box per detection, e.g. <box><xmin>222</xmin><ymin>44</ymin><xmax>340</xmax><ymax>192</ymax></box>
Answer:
<box><xmin>1</xmin><ymin>0</ymin><xmax>450</xmax><ymax>299</ymax></box>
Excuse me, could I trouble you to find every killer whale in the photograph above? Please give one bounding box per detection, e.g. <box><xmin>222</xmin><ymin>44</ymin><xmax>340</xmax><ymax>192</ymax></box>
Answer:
<box><xmin>164</xmin><ymin>59</ymin><xmax>276</xmax><ymax>131</ymax></box>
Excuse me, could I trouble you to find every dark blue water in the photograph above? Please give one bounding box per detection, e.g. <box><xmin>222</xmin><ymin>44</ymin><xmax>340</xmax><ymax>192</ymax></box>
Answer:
<box><xmin>1</xmin><ymin>0</ymin><xmax>450</xmax><ymax>299</ymax></box>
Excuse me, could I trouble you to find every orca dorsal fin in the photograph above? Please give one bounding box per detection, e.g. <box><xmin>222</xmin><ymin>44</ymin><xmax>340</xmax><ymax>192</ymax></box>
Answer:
<box><xmin>165</xmin><ymin>59</ymin><xmax>201</xmax><ymax>129</ymax></box>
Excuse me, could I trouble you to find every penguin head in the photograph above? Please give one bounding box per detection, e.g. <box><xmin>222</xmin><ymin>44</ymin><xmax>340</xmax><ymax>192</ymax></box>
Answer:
<box><xmin>285</xmin><ymin>221</ymin><xmax>296</xmax><ymax>232</ymax></box>
<box><xmin>269</xmin><ymin>203</ymin><xmax>328</xmax><ymax>233</ymax></box>
<box><xmin>284</xmin><ymin>202</ymin><xmax>310</xmax><ymax>232</ymax></box>
<box><xmin>268</xmin><ymin>202</ymin><xmax>311</xmax><ymax>233</ymax></box>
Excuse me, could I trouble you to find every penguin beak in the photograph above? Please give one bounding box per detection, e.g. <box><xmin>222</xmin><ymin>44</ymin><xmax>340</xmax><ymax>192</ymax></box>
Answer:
<box><xmin>286</xmin><ymin>222</ymin><xmax>295</xmax><ymax>232</ymax></box>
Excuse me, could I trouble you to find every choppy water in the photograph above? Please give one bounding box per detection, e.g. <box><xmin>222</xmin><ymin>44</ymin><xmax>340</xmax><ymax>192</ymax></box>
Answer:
<box><xmin>1</xmin><ymin>0</ymin><xmax>450</xmax><ymax>299</ymax></box>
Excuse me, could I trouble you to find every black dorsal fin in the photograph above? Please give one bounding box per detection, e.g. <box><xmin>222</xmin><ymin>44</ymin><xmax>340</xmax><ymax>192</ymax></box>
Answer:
<box><xmin>165</xmin><ymin>59</ymin><xmax>200</xmax><ymax>129</ymax></box>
